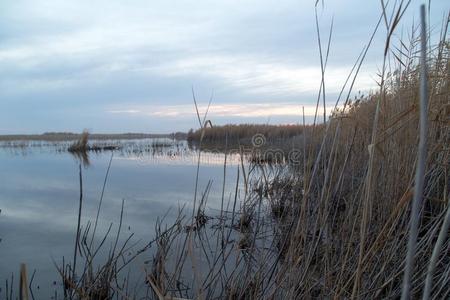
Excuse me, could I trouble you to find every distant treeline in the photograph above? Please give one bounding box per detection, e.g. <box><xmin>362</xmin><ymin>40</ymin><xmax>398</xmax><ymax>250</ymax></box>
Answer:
<box><xmin>0</xmin><ymin>132</ymin><xmax>187</xmax><ymax>141</ymax></box>
<box><xmin>187</xmin><ymin>124</ymin><xmax>319</xmax><ymax>145</ymax></box>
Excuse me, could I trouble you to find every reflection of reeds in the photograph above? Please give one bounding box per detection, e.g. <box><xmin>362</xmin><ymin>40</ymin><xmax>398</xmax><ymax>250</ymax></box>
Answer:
<box><xmin>151</xmin><ymin>140</ymin><xmax>174</xmax><ymax>148</ymax></box>
<box><xmin>67</xmin><ymin>131</ymin><xmax>123</xmax><ymax>166</ymax></box>
<box><xmin>68</xmin><ymin>131</ymin><xmax>91</xmax><ymax>167</ymax></box>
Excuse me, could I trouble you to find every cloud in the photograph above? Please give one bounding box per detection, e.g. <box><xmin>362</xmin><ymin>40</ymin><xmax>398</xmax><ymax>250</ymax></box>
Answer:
<box><xmin>108</xmin><ymin>109</ymin><xmax>141</xmax><ymax>114</ymax></box>
<box><xmin>107</xmin><ymin>102</ymin><xmax>338</xmax><ymax>119</ymax></box>
<box><xmin>0</xmin><ymin>0</ymin><xmax>447</xmax><ymax>132</ymax></box>
<box><xmin>155</xmin><ymin>54</ymin><xmax>377</xmax><ymax>97</ymax></box>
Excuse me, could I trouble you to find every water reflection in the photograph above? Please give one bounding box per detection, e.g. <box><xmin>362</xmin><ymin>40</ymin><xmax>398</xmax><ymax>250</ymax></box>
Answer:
<box><xmin>0</xmin><ymin>138</ymin><xmax>241</xmax><ymax>298</ymax></box>
<box><xmin>69</xmin><ymin>149</ymin><xmax>91</xmax><ymax>167</ymax></box>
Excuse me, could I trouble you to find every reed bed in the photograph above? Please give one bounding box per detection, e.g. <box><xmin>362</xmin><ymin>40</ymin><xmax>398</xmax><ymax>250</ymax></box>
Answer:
<box><xmin>187</xmin><ymin>124</ymin><xmax>320</xmax><ymax>147</ymax></box>
<box><xmin>139</xmin><ymin>3</ymin><xmax>449</xmax><ymax>299</ymax></box>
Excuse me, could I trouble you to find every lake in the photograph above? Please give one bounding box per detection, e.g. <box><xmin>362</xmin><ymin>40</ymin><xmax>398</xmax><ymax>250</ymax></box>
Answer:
<box><xmin>0</xmin><ymin>139</ymin><xmax>242</xmax><ymax>298</ymax></box>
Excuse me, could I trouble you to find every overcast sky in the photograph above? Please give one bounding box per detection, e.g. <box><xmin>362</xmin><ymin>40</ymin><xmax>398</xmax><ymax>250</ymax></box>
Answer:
<box><xmin>0</xmin><ymin>0</ymin><xmax>447</xmax><ymax>133</ymax></box>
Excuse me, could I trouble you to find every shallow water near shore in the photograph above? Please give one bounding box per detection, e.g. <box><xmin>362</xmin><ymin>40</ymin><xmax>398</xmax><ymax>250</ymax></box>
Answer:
<box><xmin>0</xmin><ymin>139</ymin><xmax>240</xmax><ymax>298</ymax></box>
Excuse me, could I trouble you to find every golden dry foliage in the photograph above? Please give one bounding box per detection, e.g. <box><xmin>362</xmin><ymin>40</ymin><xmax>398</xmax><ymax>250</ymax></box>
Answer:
<box><xmin>147</xmin><ymin>13</ymin><xmax>449</xmax><ymax>299</ymax></box>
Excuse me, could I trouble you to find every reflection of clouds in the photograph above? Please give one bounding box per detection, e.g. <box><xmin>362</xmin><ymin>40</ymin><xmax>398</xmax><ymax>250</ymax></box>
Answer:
<box><xmin>0</xmin><ymin>186</ymin><xmax>86</xmax><ymax>232</ymax></box>
<box><xmin>116</xmin><ymin>151</ymin><xmax>242</xmax><ymax>166</ymax></box>
<box><xmin>0</xmin><ymin>147</ymin><xmax>242</xmax><ymax>297</ymax></box>
<box><xmin>0</xmin><ymin>148</ymin><xmax>239</xmax><ymax>270</ymax></box>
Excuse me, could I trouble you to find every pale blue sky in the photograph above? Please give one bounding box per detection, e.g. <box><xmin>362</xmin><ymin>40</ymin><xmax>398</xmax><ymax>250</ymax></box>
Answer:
<box><xmin>0</xmin><ymin>0</ymin><xmax>448</xmax><ymax>133</ymax></box>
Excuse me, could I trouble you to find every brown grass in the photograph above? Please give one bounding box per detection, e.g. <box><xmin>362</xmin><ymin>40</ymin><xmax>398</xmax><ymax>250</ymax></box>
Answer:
<box><xmin>141</xmin><ymin>3</ymin><xmax>449</xmax><ymax>299</ymax></box>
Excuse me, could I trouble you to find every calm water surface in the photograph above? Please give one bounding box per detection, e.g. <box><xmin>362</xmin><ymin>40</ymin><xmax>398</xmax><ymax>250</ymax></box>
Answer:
<box><xmin>0</xmin><ymin>139</ymin><xmax>240</xmax><ymax>297</ymax></box>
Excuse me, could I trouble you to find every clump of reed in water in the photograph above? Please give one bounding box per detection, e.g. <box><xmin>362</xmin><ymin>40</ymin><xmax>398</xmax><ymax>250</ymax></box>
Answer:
<box><xmin>68</xmin><ymin>130</ymin><xmax>90</xmax><ymax>153</ymax></box>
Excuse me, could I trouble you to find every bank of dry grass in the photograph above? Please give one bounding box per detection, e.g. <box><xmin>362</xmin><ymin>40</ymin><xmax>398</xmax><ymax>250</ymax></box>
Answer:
<box><xmin>140</xmin><ymin>4</ymin><xmax>449</xmax><ymax>299</ymax></box>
